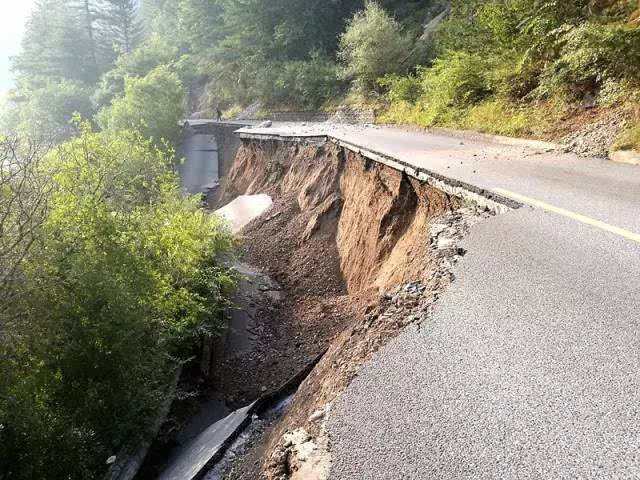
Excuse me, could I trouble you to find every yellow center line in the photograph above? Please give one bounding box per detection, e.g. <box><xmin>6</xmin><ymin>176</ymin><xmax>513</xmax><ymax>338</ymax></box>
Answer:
<box><xmin>492</xmin><ymin>188</ymin><xmax>640</xmax><ymax>244</ymax></box>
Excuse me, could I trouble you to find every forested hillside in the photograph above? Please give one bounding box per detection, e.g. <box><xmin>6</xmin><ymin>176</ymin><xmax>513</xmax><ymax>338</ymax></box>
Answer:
<box><xmin>5</xmin><ymin>0</ymin><xmax>640</xmax><ymax>151</ymax></box>
<box><xmin>1</xmin><ymin>0</ymin><xmax>448</xmax><ymax>140</ymax></box>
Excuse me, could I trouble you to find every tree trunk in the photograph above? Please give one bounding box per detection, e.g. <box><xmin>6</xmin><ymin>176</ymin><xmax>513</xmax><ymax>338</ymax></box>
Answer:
<box><xmin>83</xmin><ymin>0</ymin><xmax>98</xmax><ymax>71</ymax></box>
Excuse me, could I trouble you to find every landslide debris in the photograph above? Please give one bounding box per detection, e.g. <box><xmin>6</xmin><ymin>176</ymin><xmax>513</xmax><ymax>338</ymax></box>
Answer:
<box><xmin>208</xmin><ymin>138</ymin><xmax>492</xmax><ymax>479</ymax></box>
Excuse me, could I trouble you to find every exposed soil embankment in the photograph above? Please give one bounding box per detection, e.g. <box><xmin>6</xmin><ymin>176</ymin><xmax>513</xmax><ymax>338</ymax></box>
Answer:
<box><xmin>219</xmin><ymin>140</ymin><xmax>459</xmax><ymax>293</ymax></box>
<box><xmin>210</xmin><ymin>138</ymin><xmax>489</xmax><ymax>479</ymax></box>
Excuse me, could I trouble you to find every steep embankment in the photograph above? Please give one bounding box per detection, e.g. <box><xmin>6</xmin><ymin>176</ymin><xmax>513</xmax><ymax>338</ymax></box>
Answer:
<box><xmin>220</xmin><ymin>140</ymin><xmax>459</xmax><ymax>292</ymax></box>
<box><xmin>211</xmin><ymin>138</ymin><xmax>490</xmax><ymax>479</ymax></box>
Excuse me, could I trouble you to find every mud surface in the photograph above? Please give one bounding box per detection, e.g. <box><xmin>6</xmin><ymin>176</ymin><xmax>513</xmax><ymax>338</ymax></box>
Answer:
<box><xmin>210</xmin><ymin>190</ymin><xmax>363</xmax><ymax>411</ymax></box>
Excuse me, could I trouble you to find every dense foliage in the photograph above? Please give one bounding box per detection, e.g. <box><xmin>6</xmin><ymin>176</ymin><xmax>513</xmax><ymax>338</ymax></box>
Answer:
<box><xmin>0</xmin><ymin>124</ymin><xmax>236</xmax><ymax>479</ymax></box>
<box><xmin>97</xmin><ymin>65</ymin><xmax>185</xmax><ymax>144</ymax></box>
<box><xmin>380</xmin><ymin>0</ymin><xmax>640</xmax><ymax>140</ymax></box>
<box><xmin>3</xmin><ymin>0</ymin><xmax>448</xmax><ymax>133</ymax></box>
<box><xmin>6</xmin><ymin>0</ymin><xmax>640</xmax><ymax>133</ymax></box>
<box><xmin>339</xmin><ymin>1</ymin><xmax>411</xmax><ymax>93</ymax></box>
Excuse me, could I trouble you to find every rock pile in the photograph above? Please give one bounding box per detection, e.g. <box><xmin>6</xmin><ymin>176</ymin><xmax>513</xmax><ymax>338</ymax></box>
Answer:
<box><xmin>561</xmin><ymin>113</ymin><xmax>628</xmax><ymax>158</ymax></box>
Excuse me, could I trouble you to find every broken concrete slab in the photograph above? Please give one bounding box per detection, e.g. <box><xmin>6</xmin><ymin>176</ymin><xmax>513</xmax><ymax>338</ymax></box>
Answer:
<box><xmin>215</xmin><ymin>194</ymin><xmax>273</xmax><ymax>232</ymax></box>
<box><xmin>159</xmin><ymin>352</ymin><xmax>327</xmax><ymax>480</ymax></box>
<box><xmin>158</xmin><ymin>402</ymin><xmax>256</xmax><ymax>480</ymax></box>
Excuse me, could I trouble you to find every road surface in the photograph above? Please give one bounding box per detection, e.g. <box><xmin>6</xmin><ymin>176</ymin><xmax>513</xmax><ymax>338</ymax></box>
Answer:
<box><xmin>238</xmin><ymin>123</ymin><xmax>640</xmax><ymax>478</ymax></box>
<box><xmin>179</xmin><ymin>129</ymin><xmax>219</xmax><ymax>194</ymax></box>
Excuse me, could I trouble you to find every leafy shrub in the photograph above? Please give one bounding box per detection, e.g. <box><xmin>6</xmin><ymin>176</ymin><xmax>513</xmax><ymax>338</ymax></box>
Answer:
<box><xmin>0</xmin><ymin>124</ymin><xmax>236</xmax><ymax>479</ymax></box>
<box><xmin>614</xmin><ymin>120</ymin><xmax>640</xmax><ymax>151</ymax></box>
<box><xmin>97</xmin><ymin>65</ymin><xmax>185</xmax><ymax>145</ymax></box>
<box><xmin>222</xmin><ymin>105</ymin><xmax>244</xmax><ymax>120</ymax></box>
<box><xmin>419</xmin><ymin>51</ymin><xmax>492</xmax><ymax>124</ymax></box>
<box><xmin>377</xmin><ymin>100</ymin><xmax>430</xmax><ymax>126</ymax></box>
<box><xmin>282</xmin><ymin>56</ymin><xmax>346</xmax><ymax>109</ymax></box>
<box><xmin>93</xmin><ymin>36</ymin><xmax>180</xmax><ymax>109</ymax></box>
<box><xmin>378</xmin><ymin>73</ymin><xmax>424</xmax><ymax>104</ymax></box>
<box><xmin>339</xmin><ymin>1</ymin><xmax>412</xmax><ymax>93</ymax></box>
<box><xmin>14</xmin><ymin>80</ymin><xmax>93</xmax><ymax>141</ymax></box>
<box><xmin>538</xmin><ymin>22</ymin><xmax>640</xmax><ymax>98</ymax></box>
<box><xmin>0</xmin><ymin>137</ymin><xmax>52</xmax><ymax>313</ymax></box>
<box><xmin>599</xmin><ymin>77</ymin><xmax>640</xmax><ymax>106</ymax></box>
<box><xmin>253</xmin><ymin>54</ymin><xmax>346</xmax><ymax>109</ymax></box>
<box><xmin>463</xmin><ymin>98</ymin><xmax>531</xmax><ymax>136</ymax></box>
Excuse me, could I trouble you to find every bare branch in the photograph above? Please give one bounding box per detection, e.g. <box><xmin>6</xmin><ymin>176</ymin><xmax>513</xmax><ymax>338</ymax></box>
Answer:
<box><xmin>0</xmin><ymin>136</ymin><xmax>53</xmax><ymax>317</ymax></box>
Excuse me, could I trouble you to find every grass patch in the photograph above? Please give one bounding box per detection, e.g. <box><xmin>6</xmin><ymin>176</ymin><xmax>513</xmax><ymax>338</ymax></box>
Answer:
<box><xmin>463</xmin><ymin>99</ymin><xmax>531</xmax><ymax>137</ymax></box>
<box><xmin>223</xmin><ymin>105</ymin><xmax>243</xmax><ymax>120</ymax></box>
<box><xmin>378</xmin><ymin>100</ymin><xmax>432</xmax><ymax>127</ymax></box>
<box><xmin>613</xmin><ymin>121</ymin><xmax>640</xmax><ymax>151</ymax></box>
<box><xmin>378</xmin><ymin>96</ymin><xmax>567</xmax><ymax>139</ymax></box>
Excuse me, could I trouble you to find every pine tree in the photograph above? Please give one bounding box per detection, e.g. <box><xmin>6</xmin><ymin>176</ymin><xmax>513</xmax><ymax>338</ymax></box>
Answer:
<box><xmin>140</xmin><ymin>0</ymin><xmax>170</xmax><ymax>32</ymax></box>
<box><xmin>177</xmin><ymin>0</ymin><xmax>224</xmax><ymax>52</ymax></box>
<box><xmin>98</xmin><ymin>0</ymin><xmax>143</xmax><ymax>57</ymax></box>
<box><xmin>12</xmin><ymin>0</ymin><xmax>101</xmax><ymax>85</ymax></box>
<box><xmin>77</xmin><ymin>0</ymin><xmax>99</xmax><ymax>72</ymax></box>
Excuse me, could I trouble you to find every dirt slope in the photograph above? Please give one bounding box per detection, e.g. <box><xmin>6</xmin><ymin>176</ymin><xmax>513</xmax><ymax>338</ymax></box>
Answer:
<box><xmin>220</xmin><ymin>140</ymin><xmax>460</xmax><ymax>293</ymax></box>
<box><xmin>213</xmin><ymin>138</ymin><xmax>479</xmax><ymax>479</ymax></box>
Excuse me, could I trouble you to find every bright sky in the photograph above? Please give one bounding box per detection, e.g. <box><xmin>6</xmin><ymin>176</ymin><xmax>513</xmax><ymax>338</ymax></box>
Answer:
<box><xmin>0</xmin><ymin>2</ymin><xmax>35</xmax><ymax>92</ymax></box>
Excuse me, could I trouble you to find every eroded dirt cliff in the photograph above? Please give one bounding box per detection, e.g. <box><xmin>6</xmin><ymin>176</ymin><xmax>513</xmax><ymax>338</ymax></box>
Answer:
<box><xmin>210</xmin><ymin>138</ymin><xmax>489</xmax><ymax>479</ymax></box>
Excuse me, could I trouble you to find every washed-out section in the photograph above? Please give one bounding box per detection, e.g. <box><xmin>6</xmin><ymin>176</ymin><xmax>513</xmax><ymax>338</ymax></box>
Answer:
<box><xmin>195</xmin><ymin>135</ymin><xmax>497</xmax><ymax>479</ymax></box>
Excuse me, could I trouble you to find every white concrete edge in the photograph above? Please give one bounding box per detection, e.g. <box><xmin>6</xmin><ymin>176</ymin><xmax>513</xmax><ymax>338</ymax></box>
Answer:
<box><xmin>235</xmin><ymin>130</ymin><xmax>519</xmax><ymax>214</ymax></box>
<box><xmin>332</xmin><ymin>139</ymin><xmax>514</xmax><ymax>214</ymax></box>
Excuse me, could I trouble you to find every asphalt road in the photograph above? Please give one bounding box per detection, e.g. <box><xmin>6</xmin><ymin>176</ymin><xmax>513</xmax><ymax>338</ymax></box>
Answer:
<box><xmin>238</xmin><ymin>123</ymin><xmax>640</xmax><ymax>478</ymax></box>
<box><xmin>239</xmin><ymin>123</ymin><xmax>640</xmax><ymax>234</ymax></box>
<box><xmin>179</xmin><ymin>131</ymin><xmax>219</xmax><ymax>194</ymax></box>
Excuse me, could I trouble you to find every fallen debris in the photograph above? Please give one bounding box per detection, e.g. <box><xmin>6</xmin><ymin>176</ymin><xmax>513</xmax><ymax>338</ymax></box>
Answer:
<box><xmin>215</xmin><ymin>194</ymin><xmax>273</xmax><ymax>232</ymax></box>
<box><xmin>266</xmin><ymin>426</ymin><xmax>331</xmax><ymax>480</ymax></box>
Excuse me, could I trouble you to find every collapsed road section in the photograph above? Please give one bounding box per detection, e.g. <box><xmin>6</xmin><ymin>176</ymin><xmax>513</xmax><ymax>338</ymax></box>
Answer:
<box><xmin>209</xmin><ymin>132</ymin><xmax>516</xmax><ymax>480</ymax></box>
<box><xmin>157</xmin><ymin>127</ymin><xmax>516</xmax><ymax>480</ymax></box>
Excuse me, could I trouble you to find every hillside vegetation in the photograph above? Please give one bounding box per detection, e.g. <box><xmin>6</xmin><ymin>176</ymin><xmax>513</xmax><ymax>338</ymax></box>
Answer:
<box><xmin>380</xmin><ymin>0</ymin><xmax>640</xmax><ymax>147</ymax></box>
<box><xmin>5</xmin><ymin>1</ymin><xmax>640</xmax><ymax>149</ymax></box>
<box><xmin>1</xmin><ymin>3</ymin><xmax>238</xmax><ymax>479</ymax></box>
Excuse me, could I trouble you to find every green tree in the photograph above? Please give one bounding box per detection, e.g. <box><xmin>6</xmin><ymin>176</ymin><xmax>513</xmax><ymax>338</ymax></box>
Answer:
<box><xmin>177</xmin><ymin>0</ymin><xmax>225</xmax><ymax>52</ymax></box>
<box><xmin>0</xmin><ymin>124</ymin><xmax>235</xmax><ymax>479</ymax></box>
<box><xmin>0</xmin><ymin>137</ymin><xmax>52</xmax><ymax>317</ymax></box>
<box><xmin>97</xmin><ymin>65</ymin><xmax>185</xmax><ymax>144</ymax></box>
<box><xmin>99</xmin><ymin>0</ymin><xmax>143</xmax><ymax>57</ymax></box>
<box><xmin>339</xmin><ymin>1</ymin><xmax>412</xmax><ymax>93</ymax></box>
<box><xmin>93</xmin><ymin>35</ymin><xmax>180</xmax><ymax>109</ymax></box>
<box><xmin>219</xmin><ymin>0</ymin><xmax>358</xmax><ymax>63</ymax></box>
<box><xmin>141</xmin><ymin>0</ymin><xmax>176</xmax><ymax>36</ymax></box>
<box><xmin>204</xmin><ymin>0</ymin><xmax>358</xmax><ymax>105</ymax></box>
<box><xmin>15</xmin><ymin>80</ymin><xmax>94</xmax><ymax>142</ymax></box>
<box><xmin>13</xmin><ymin>0</ymin><xmax>101</xmax><ymax>86</ymax></box>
